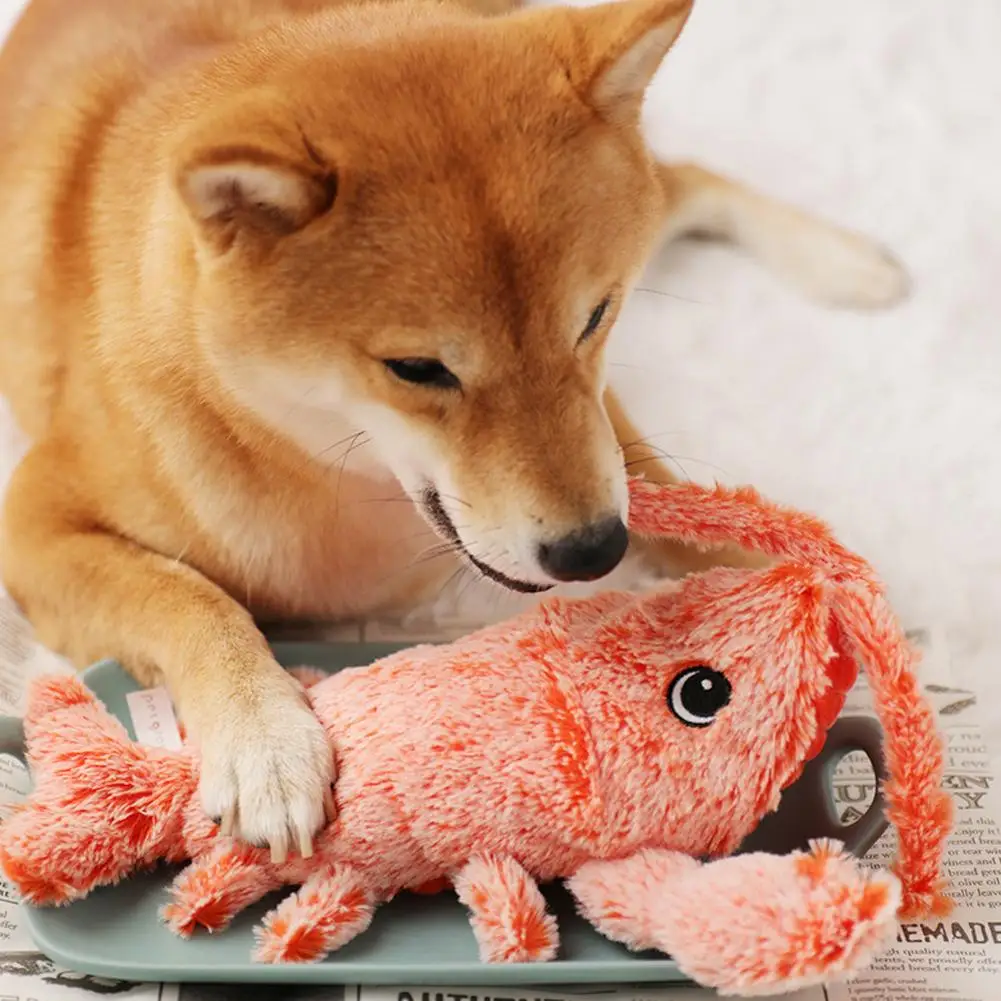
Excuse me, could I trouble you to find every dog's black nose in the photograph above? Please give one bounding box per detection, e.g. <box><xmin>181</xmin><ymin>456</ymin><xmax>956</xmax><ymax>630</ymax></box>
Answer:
<box><xmin>537</xmin><ymin>517</ymin><xmax>629</xmax><ymax>583</ymax></box>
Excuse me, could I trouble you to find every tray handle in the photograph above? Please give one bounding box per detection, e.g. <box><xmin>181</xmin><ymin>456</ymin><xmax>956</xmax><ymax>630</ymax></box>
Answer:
<box><xmin>0</xmin><ymin>715</ymin><xmax>26</xmax><ymax>767</ymax></box>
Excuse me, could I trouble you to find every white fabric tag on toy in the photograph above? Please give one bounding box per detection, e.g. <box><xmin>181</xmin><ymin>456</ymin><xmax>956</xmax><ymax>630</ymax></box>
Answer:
<box><xmin>127</xmin><ymin>686</ymin><xmax>183</xmax><ymax>750</ymax></box>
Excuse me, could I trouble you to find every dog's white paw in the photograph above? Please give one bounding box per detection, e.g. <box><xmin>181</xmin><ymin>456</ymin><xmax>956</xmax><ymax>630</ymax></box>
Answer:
<box><xmin>197</xmin><ymin>674</ymin><xmax>334</xmax><ymax>862</ymax></box>
<box><xmin>766</xmin><ymin>219</ymin><xmax>910</xmax><ymax>309</ymax></box>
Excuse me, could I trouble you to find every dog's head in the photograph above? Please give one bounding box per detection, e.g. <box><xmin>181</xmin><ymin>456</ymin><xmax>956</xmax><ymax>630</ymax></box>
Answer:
<box><xmin>169</xmin><ymin>0</ymin><xmax>693</xmax><ymax>591</ymax></box>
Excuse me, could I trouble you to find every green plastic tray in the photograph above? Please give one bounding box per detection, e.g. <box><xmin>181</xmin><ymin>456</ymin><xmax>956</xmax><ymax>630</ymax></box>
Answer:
<box><xmin>0</xmin><ymin>641</ymin><xmax>889</xmax><ymax>985</ymax></box>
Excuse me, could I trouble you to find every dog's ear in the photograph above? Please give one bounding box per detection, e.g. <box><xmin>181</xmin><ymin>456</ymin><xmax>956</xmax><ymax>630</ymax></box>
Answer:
<box><xmin>178</xmin><ymin>149</ymin><xmax>337</xmax><ymax>244</ymax></box>
<box><xmin>563</xmin><ymin>0</ymin><xmax>693</xmax><ymax>125</ymax></box>
<box><xmin>174</xmin><ymin>109</ymin><xmax>337</xmax><ymax>251</ymax></box>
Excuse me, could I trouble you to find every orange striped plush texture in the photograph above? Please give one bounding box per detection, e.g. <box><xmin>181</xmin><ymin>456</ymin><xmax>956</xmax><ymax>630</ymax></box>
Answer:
<box><xmin>0</xmin><ymin>478</ymin><xmax>952</xmax><ymax>996</ymax></box>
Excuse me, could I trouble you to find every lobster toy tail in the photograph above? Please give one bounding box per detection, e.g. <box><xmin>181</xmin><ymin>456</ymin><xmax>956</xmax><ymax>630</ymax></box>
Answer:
<box><xmin>0</xmin><ymin>675</ymin><xmax>195</xmax><ymax>905</ymax></box>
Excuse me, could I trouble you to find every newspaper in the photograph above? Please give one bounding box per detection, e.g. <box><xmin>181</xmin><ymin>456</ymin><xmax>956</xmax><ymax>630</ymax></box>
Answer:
<box><xmin>0</xmin><ymin>595</ymin><xmax>997</xmax><ymax>1001</ymax></box>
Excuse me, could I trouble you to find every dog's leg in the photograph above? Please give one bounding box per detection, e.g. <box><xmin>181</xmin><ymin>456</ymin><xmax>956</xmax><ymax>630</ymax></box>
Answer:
<box><xmin>656</xmin><ymin>162</ymin><xmax>908</xmax><ymax>309</ymax></box>
<box><xmin>1</xmin><ymin>441</ymin><xmax>333</xmax><ymax>858</ymax></box>
<box><xmin>605</xmin><ymin>388</ymin><xmax>767</xmax><ymax>575</ymax></box>
<box><xmin>609</xmin><ymin>162</ymin><xmax>907</xmax><ymax>577</ymax></box>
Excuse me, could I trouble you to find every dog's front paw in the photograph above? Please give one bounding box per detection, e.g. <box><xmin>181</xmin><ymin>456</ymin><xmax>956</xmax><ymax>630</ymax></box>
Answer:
<box><xmin>196</xmin><ymin>672</ymin><xmax>335</xmax><ymax>863</ymax></box>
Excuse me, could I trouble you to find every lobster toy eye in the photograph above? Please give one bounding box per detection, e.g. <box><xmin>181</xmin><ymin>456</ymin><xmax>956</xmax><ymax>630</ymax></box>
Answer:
<box><xmin>668</xmin><ymin>666</ymin><xmax>732</xmax><ymax>728</ymax></box>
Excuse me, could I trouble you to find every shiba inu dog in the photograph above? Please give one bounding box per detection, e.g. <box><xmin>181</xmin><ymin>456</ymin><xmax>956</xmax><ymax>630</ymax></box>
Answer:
<box><xmin>0</xmin><ymin>0</ymin><xmax>906</xmax><ymax>860</ymax></box>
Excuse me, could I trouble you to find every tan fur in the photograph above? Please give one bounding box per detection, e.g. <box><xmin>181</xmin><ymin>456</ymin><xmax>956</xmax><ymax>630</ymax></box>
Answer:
<box><xmin>0</xmin><ymin>0</ymin><xmax>907</xmax><ymax>856</ymax></box>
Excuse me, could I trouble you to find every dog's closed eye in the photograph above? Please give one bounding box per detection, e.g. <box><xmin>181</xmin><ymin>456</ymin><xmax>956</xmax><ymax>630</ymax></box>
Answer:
<box><xmin>384</xmin><ymin>358</ymin><xmax>460</xmax><ymax>390</ymax></box>
<box><xmin>578</xmin><ymin>297</ymin><xmax>611</xmax><ymax>344</ymax></box>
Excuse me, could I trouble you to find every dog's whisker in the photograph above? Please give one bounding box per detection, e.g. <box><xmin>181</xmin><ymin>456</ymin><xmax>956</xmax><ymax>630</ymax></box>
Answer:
<box><xmin>454</xmin><ymin>564</ymin><xmax>489</xmax><ymax>605</ymax></box>
<box><xmin>363</xmin><ymin>538</ymin><xmax>464</xmax><ymax>597</ymax></box>
<box><xmin>624</xmin><ymin>455</ymin><xmax>691</xmax><ymax>481</ymax></box>
<box><xmin>437</xmin><ymin>493</ymin><xmax>472</xmax><ymax>511</ymax></box>
<box><xmin>355</xmin><ymin>490</ymin><xmax>471</xmax><ymax>512</ymax></box>
<box><xmin>659</xmin><ymin>453</ymin><xmax>730</xmax><ymax>478</ymax></box>
<box><xmin>633</xmin><ymin>286</ymin><xmax>704</xmax><ymax>305</ymax></box>
<box><xmin>618</xmin><ymin>435</ymin><xmax>717</xmax><ymax>479</ymax></box>
<box><xmin>620</xmin><ymin>442</ymin><xmax>684</xmax><ymax>464</ymax></box>
<box><xmin>321</xmin><ymin>432</ymin><xmax>370</xmax><ymax>476</ymax></box>
<box><xmin>620</xmin><ymin>440</ymin><xmax>681</xmax><ymax>465</ymax></box>
<box><xmin>389</xmin><ymin>557</ymin><xmax>452</xmax><ymax>592</ymax></box>
<box><xmin>327</xmin><ymin>432</ymin><xmax>372</xmax><ymax>533</ymax></box>
<box><xmin>623</xmin><ymin>453</ymin><xmax>730</xmax><ymax>480</ymax></box>
<box><xmin>311</xmin><ymin>430</ymin><xmax>367</xmax><ymax>467</ymax></box>
<box><xmin>279</xmin><ymin>382</ymin><xmax>318</xmax><ymax>426</ymax></box>
<box><xmin>410</xmin><ymin>542</ymin><xmax>463</xmax><ymax>569</ymax></box>
<box><xmin>618</xmin><ymin>432</ymin><xmax>688</xmax><ymax>450</ymax></box>
<box><xmin>424</xmin><ymin>490</ymin><xmax>472</xmax><ymax>511</ymax></box>
<box><xmin>438</xmin><ymin>563</ymin><xmax>475</xmax><ymax>603</ymax></box>
<box><xmin>620</xmin><ymin>439</ymin><xmax>688</xmax><ymax>477</ymax></box>
<box><xmin>334</xmin><ymin>433</ymin><xmax>372</xmax><ymax>473</ymax></box>
<box><xmin>171</xmin><ymin>541</ymin><xmax>192</xmax><ymax>568</ymax></box>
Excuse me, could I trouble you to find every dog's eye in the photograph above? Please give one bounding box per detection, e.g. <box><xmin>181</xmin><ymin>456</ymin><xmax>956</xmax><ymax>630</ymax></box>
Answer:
<box><xmin>667</xmin><ymin>666</ymin><xmax>731</xmax><ymax>728</ymax></box>
<box><xmin>384</xmin><ymin>358</ymin><xmax>460</xmax><ymax>390</ymax></box>
<box><xmin>579</xmin><ymin>297</ymin><xmax>611</xmax><ymax>343</ymax></box>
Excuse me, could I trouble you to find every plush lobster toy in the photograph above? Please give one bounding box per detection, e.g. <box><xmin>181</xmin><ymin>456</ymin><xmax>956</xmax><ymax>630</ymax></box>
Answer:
<box><xmin>0</xmin><ymin>478</ymin><xmax>952</xmax><ymax>996</ymax></box>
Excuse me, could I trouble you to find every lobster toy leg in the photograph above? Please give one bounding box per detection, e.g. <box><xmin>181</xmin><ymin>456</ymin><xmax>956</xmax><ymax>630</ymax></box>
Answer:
<box><xmin>453</xmin><ymin>854</ymin><xmax>559</xmax><ymax>963</ymax></box>
<box><xmin>254</xmin><ymin>863</ymin><xmax>375</xmax><ymax>963</ymax></box>
<box><xmin>567</xmin><ymin>841</ymin><xmax>900</xmax><ymax>996</ymax></box>
<box><xmin>162</xmin><ymin>842</ymin><xmax>281</xmax><ymax>936</ymax></box>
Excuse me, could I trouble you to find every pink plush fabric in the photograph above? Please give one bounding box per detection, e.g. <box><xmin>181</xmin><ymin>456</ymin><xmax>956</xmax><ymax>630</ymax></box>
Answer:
<box><xmin>569</xmin><ymin>840</ymin><xmax>900</xmax><ymax>997</ymax></box>
<box><xmin>0</xmin><ymin>478</ymin><xmax>953</xmax><ymax>996</ymax></box>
